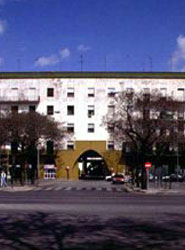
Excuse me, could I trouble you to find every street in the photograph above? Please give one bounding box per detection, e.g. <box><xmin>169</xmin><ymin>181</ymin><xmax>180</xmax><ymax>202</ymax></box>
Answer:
<box><xmin>0</xmin><ymin>185</ymin><xmax>185</xmax><ymax>250</ymax></box>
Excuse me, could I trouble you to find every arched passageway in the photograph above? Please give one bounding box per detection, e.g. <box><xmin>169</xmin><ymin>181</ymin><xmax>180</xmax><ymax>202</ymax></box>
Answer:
<box><xmin>76</xmin><ymin>150</ymin><xmax>109</xmax><ymax>179</ymax></box>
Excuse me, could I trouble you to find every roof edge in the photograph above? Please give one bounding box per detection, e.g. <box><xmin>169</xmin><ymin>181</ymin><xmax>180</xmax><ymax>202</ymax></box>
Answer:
<box><xmin>1</xmin><ymin>71</ymin><xmax>185</xmax><ymax>79</ymax></box>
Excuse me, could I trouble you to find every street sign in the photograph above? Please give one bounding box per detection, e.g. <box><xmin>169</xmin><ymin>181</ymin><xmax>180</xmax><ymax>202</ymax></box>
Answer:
<box><xmin>145</xmin><ymin>162</ymin><xmax>152</xmax><ymax>169</ymax></box>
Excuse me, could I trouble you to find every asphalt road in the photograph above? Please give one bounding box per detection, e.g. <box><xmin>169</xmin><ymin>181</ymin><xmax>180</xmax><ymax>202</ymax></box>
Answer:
<box><xmin>0</xmin><ymin>190</ymin><xmax>185</xmax><ymax>250</ymax></box>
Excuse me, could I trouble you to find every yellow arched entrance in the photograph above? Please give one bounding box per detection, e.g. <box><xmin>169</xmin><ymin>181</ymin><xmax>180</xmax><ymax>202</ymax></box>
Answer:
<box><xmin>73</xmin><ymin>149</ymin><xmax>109</xmax><ymax>179</ymax></box>
<box><xmin>55</xmin><ymin>141</ymin><xmax>125</xmax><ymax>179</ymax></box>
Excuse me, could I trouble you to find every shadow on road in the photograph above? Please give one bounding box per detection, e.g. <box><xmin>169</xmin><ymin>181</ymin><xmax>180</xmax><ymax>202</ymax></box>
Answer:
<box><xmin>0</xmin><ymin>212</ymin><xmax>185</xmax><ymax>250</ymax></box>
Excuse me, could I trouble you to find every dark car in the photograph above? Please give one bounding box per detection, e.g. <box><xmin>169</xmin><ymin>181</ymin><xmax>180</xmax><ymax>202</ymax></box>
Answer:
<box><xmin>112</xmin><ymin>174</ymin><xmax>125</xmax><ymax>184</ymax></box>
<box><xmin>170</xmin><ymin>174</ymin><xmax>183</xmax><ymax>182</ymax></box>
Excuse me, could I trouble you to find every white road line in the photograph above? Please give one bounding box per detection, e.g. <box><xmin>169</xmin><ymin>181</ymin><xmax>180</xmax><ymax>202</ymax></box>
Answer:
<box><xmin>45</xmin><ymin>187</ymin><xmax>53</xmax><ymax>191</ymax></box>
<box><xmin>96</xmin><ymin>187</ymin><xmax>102</xmax><ymax>191</ymax></box>
<box><xmin>64</xmin><ymin>187</ymin><xmax>72</xmax><ymax>191</ymax></box>
<box><xmin>54</xmin><ymin>187</ymin><xmax>62</xmax><ymax>191</ymax></box>
<box><xmin>106</xmin><ymin>188</ymin><xmax>112</xmax><ymax>191</ymax></box>
<box><xmin>76</xmin><ymin>187</ymin><xmax>82</xmax><ymax>191</ymax></box>
<box><xmin>116</xmin><ymin>188</ymin><xmax>122</xmax><ymax>192</ymax></box>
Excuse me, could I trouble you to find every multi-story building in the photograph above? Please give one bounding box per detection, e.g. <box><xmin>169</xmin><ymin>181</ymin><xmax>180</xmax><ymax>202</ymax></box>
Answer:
<box><xmin>0</xmin><ymin>71</ymin><xmax>185</xmax><ymax>179</ymax></box>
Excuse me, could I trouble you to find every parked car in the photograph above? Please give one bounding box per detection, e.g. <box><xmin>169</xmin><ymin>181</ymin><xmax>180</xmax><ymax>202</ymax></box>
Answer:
<box><xmin>149</xmin><ymin>174</ymin><xmax>158</xmax><ymax>181</ymax></box>
<box><xmin>105</xmin><ymin>173</ymin><xmax>116</xmax><ymax>181</ymax></box>
<box><xmin>170</xmin><ymin>174</ymin><xmax>183</xmax><ymax>182</ymax></box>
<box><xmin>162</xmin><ymin>174</ymin><xmax>183</xmax><ymax>182</ymax></box>
<box><xmin>112</xmin><ymin>174</ymin><xmax>125</xmax><ymax>184</ymax></box>
<box><xmin>162</xmin><ymin>175</ymin><xmax>170</xmax><ymax>182</ymax></box>
<box><xmin>105</xmin><ymin>175</ymin><xmax>113</xmax><ymax>181</ymax></box>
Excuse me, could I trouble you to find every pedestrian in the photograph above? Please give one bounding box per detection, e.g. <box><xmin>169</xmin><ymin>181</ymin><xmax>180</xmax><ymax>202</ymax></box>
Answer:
<box><xmin>1</xmin><ymin>170</ymin><xmax>7</xmax><ymax>187</ymax></box>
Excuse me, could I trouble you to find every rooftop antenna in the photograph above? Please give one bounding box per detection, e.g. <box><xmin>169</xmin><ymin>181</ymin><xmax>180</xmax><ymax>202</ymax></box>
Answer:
<box><xmin>170</xmin><ymin>55</ymin><xmax>174</xmax><ymax>72</ymax></box>
<box><xmin>17</xmin><ymin>58</ymin><xmax>21</xmax><ymax>71</ymax></box>
<box><xmin>80</xmin><ymin>54</ymin><xmax>83</xmax><ymax>71</ymax></box>
<box><xmin>104</xmin><ymin>56</ymin><xmax>107</xmax><ymax>71</ymax></box>
<box><xmin>148</xmin><ymin>56</ymin><xmax>153</xmax><ymax>72</ymax></box>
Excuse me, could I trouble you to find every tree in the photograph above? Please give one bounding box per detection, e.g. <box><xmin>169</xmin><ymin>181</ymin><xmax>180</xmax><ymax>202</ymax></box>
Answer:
<box><xmin>7</xmin><ymin>112</ymin><xmax>64</xmax><ymax>184</ymax></box>
<box><xmin>0</xmin><ymin>114</ymin><xmax>9</xmax><ymax>167</ymax></box>
<box><xmin>104</xmin><ymin>90</ymin><xmax>185</xmax><ymax>189</ymax></box>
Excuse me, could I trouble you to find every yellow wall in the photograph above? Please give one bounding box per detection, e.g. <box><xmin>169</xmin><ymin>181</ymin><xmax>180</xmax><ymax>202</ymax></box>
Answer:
<box><xmin>55</xmin><ymin>141</ymin><xmax>126</xmax><ymax>180</ymax></box>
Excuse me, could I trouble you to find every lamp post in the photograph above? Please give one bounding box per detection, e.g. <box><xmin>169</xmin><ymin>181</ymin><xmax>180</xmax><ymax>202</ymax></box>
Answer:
<box><xmin>36</xmin><ymin>142</ymin><xmax>41</xmax><ymax>183</ymax></box>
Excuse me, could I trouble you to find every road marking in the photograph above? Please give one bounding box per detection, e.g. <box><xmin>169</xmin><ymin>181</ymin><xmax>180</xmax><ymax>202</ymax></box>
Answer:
<box><xmin>45</xmin><ymin>187</ymin><xmax>53</xmax><ymax>191</ymax></box>
<box><xmin>76</xmin><ymin>187</ymin><xmax>82</xmax><ymax>191</ymax></box>
<box><xmin>64</xmin><ymin>187</ymin><xmax>72</xmax><ymax>191</ymax></box>
<box><xmin>116</xmin><ymin>188</ymin><xmax>122</xmax><ymax>192</ymax></box>
<box><xmin>96</xmin><ymin>187</ymin><xmax>102</xmax><ymax>191</ymax></box>
<box><xmin>106</xmin><ymin>188</ymin><xmax>112</xmax><ymax>191</ymax></box>
<box><xmin>55</xmin><ymin>187</ymin><xmax>62</xmax><ymax>191</ymax></box>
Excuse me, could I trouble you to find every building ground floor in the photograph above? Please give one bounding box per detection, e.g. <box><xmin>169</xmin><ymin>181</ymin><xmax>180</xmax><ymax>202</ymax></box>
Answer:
<box><xmin>41</xmin><ymin>141</ymin><xmax>126</xmax><ymax>180</ymax></box>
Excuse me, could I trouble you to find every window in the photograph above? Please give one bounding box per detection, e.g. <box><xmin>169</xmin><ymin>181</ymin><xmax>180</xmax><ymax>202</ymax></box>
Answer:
<box><xmin>47</xmin><ymin>88</ymin><xmax>54</xmax><ymax>97</ymax></box>
<box><xmin>178</xmin><ymin>121</ymin><xmax>184</xmax><ymax>132</ymax></box>
<box><xmin>143</xmin><ymin>107</ymin><xmax>150</xmax><ymax>119</ymax></box>
<box><xmin>178</xmin><ymin>110</ymin><xmax>184</xmax><ymax>120</ymax></box>
<box><xmin>11</xmin><ymin>88</ymin><xmax>18</xmax><ymax>100</ymax></box>
<box><xmin>47</xmin><ymin>141</ymin><xmax>54</xmax><ymax>155</ymax></box>
<box><xmin>29</xmin><ymin>105</ymin><xmax>36</xmax><ymax>112</ymax></box>
<box><xmin>67</xmin><ymin>105</ymin><xmax>74</xmax><ymax>115</ymax></box>
<box><xmin>108</xmin><ymin>124</ymin><xmax>114</xmax><ymax>133</ymax></box>
<box><xmin>126</xmin><ymin>88</ymin><xmax>134</xmax><ymax>94</ymax></box>
<box><xmin>88</xmin><ymin>88</ymin><xmax>95</xmax><ymax>97</ymax></box>
<box><xmin>88</xmin><ymin>123</ymin><xmax>95</xmax><ymax>133</ymax></box>
<box><xmin>108</xmin><ymin>105</ymin><xmax>115</xmax><ymax>114</ymax></box>
<box><xmin>177</xmin><ymin>88</ymin><xmax>184</xmax><ymax>101</ymax></box>
<box><xmin>11</xmin><ymin>105</ymin><xmax>18</xmax><ymax>113</ymax></box>
<box><xmin>29</xmin><ymin>88</ymin><xmax>37</xmax><ymax>101</ymax></box>
<box><xmin>143</xmin><ymin>88</ymin><xmax>150</xmax><ymax>100</ymax></box>
<box><xmin>67</xmin><ymin>123</ymin><xmax>74</xmax><ymax>133</ymax></box>
<box><xmin>11</xmin><ymin>141</ymin><xmax>18</xmax><ymax>154</ymax></box>
<box><xmin>107</xmin><ymin>141</ymin><xmax>114</xmax><ymax>150</ymax></box>
<box><xmin>108</xmin><ymin>88</ymin><xmax>115</xmax><ymax>97</ymax></box>
<box><xmin>67</xmin><ymin>88</ymin><xmax>74</xmax><ymax>97</ymax></box>
<box><xmin>67</xmin><ymin>141</ymin><xmax>74</xmax><ymax>150</ymax></box>
<box><xmin>160</xmin><ymin>88</ymin><xmax>167</xmax><ymax>98</ymax></box>
<box><xmin>47</xmin><ymin>105</ymin><xmax>54</xmax><ymax>115</ymax></box>
<box><xmin>143</xmin><ymin>88</ymin><xmax>150</xmax><ymax>94</ymax></box>
<box><xmin>88</xmin><ymin>105</ymin><xmax>95</xmax><ymax>117</ymax></box>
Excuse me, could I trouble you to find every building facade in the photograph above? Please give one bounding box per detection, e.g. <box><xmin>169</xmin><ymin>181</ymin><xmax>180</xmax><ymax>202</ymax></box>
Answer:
<box><xmin>1</xmin><ymin>72</ymin><xmax>185</xmax><ymax>179</ymax></box>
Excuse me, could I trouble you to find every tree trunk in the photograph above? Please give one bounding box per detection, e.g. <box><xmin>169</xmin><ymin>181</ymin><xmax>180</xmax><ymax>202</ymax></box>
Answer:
<box><xmin>141</xmin><ymin>165</ymin><xmax>147</xmax><ymax>189</ymax></box>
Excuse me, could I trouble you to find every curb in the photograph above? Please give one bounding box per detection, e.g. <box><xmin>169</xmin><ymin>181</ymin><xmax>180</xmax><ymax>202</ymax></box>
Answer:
<box><xmin>0</xmin><ymin>186</ymin><xmax>35</xmax><ymax>192</ymax></box>
<box><xmin>125</xmin><ymin>185</ymin><xmax>185</xmax><ymax>195</ymax></box>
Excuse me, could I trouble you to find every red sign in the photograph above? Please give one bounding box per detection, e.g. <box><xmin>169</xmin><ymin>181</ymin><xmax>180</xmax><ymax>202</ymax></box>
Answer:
<box><xmin>145</xmin><ymin>162</ymin><xmax>152</xmax><ymax>169</ymax></box>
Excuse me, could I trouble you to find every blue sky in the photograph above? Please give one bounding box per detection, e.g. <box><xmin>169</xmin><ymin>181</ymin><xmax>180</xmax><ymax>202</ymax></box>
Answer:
<box><xmin>0</xmin><ymin>0</ymin><xmax>185</xmax><ymax>72</ymax></box>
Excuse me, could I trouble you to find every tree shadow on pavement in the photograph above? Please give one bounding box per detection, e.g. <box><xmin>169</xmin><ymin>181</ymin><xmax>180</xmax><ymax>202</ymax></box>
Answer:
<box><xmin>0</xmin><ymin>212</ymin><xmax>184</xmax><ymax>250</ymax></box>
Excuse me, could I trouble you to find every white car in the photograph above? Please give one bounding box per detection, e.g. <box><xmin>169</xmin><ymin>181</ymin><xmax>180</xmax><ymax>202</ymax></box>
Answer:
<box><xmin>105</xmin><ymin>173</ymin><xmax>115</xmax><ymax>181</ymax></box>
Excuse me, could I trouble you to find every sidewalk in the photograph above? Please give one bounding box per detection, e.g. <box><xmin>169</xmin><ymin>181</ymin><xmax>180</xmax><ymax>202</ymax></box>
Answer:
<box><xmin>0</xmin><ymin>179</ymin><xmax>124</xmax><ymax>192</ymax></box>
<box><xmin>125</xmin><ymin>182</ymin><xmax>185</xmax><ymax>195</ymax></box>
<box><xmin>2</xmin><ymin>179</ymin><xmax>185</xmax><ymax>194</ymax></box>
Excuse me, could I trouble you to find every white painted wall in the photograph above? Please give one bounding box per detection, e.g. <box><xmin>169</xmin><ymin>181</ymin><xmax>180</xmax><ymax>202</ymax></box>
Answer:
<box><xmin>1</xmin><ymin>77</ymin><xmax>185</xmax><ymax>146</ymax></box>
